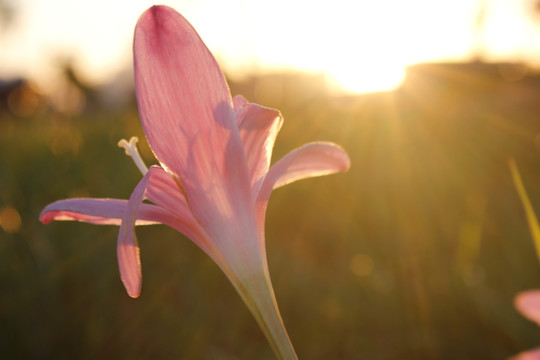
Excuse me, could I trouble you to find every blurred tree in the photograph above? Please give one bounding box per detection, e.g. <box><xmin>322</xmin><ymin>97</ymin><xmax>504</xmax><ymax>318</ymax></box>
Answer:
<box><xmin>532</xmin><ymin>0</ymin><xmax>540</xmax><ymax>19</ymax></box>
<box><xmin>0</xmin><ymin>0</ymin><xmax>15</xmax><ymax>31</ymax></box>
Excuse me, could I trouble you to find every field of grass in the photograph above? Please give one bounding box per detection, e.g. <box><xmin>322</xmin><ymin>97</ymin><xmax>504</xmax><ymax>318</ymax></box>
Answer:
<box><xmin>2</xmin><ymin>62</ymin><xmax>540</xmax><ymax>359</ymax></box>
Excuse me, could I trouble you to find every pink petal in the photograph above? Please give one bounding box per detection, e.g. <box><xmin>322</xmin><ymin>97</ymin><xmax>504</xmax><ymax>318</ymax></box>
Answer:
<box><xmin>510</xmin><ymin>348</ymin><xmax>540</xmax><ymax>360</ymax></box>
<box><xmin>145</xmin><ymin>166</ymin><xmax>193</xmax><ymax>225</ymax></box>
<box><xmin>232</xmin><ymin>94</ymin><xmax>249</xmax><ymax>111</ymax></box>
<box><xmin>40</xmin><ymin>170</ymin><xmax>206</xmax><ymax>245</ymax></box>
<box><xmin>516</xmin><ymin>290</ymin><xmax>540</xmax><ymax>325</ymax></box>
<box><xmin>40</xmin><ymin>198</ymin><xmax>164</xmax><ymax>226</ymax></box>
<box><xmin>134</xmin><ymin>5</ymin><xmax>252</xmax><ymax>227</ymax></box>
<box><xmin>254</xmin><ymin>141</ymin><xmax>350</xmax><ymax>236</ymax></box>
<box><xmin>235</xmin><ymin>98</ymin><xmax>283</xmax><ymax>195</ymax></box>
<box><xmin>145</xmin><ymin>166</ymin><xmax>212</xmax><ymax>253</ymax></box>
<box><xmin>258</xmin><ymin>142</ymin><xmax>350</xmax><ymax>202</ymax></box>
<box><xmin>41</xmin><ymin>197</ymin><xmax>203</xmax><ymax>248</ymax></box>
<box><xmin>118</xmin><ymin>167</ymin><xmax>158</xmax><ymax>298</ymax></box>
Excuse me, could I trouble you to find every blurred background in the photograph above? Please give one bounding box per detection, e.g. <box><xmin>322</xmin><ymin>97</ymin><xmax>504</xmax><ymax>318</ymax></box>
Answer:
<box><xmin>3</xmin><ymin>0</ymin><xmax>540</xmax><ymax>358</ymax></box>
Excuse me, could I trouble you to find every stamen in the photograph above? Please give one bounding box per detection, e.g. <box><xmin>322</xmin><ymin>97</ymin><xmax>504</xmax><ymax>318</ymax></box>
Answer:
<box><xmin>118</xmin><ymin>136</ymin><xmax>148</xmax><ymax>175</ymax></box>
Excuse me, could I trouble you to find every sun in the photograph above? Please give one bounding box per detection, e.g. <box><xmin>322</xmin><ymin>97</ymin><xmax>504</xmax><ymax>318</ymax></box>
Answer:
<box><xmin>324</xmin><ymin>55</ymin><xmax>408</xmax><ymax>94</ymax></box>
<box><xmin>224</xmin><ymin>0</ymin><xmax>480</xmax><ymax>95</ymax></box>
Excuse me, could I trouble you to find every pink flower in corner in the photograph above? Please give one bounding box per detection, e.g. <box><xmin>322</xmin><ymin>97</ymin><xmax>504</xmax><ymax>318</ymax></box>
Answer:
<box><xmin>512</xmin><ymin>291</ymin><xmax>540</xmax><ymax>360</ymax></box>
<box><xmin>40</xmin><ymin>5</ymin><xmax>350</xmax><ymax>360</ymax></box>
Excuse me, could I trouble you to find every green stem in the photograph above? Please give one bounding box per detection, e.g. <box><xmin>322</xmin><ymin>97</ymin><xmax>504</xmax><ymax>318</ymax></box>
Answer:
<box><xmin>232</xmin><ymin>267</ymin><xmax>298</xmax><ymax>360</ymax></box>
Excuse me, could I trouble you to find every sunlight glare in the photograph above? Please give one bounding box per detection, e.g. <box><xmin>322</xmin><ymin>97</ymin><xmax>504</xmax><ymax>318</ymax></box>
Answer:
<box><xmin>325</xmin><ymin>57</ymin><xmax>407</xmax><ymax>94</ymax></box>
<box><xmin>227</xmin><ymin>0</ymin><xmax>477</xmax><ymax>94</ymax></box>
<box><xmin>3</xmin><ymin>0</ymin><xmax>540</xmax><ymax>95</ymax></box>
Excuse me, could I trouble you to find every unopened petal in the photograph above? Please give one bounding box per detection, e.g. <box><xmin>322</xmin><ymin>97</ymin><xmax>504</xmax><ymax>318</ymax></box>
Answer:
<box><xmin>515</xmin><ymin>290</ymin><xmax>540</xmax><ymax>325</ymax></box>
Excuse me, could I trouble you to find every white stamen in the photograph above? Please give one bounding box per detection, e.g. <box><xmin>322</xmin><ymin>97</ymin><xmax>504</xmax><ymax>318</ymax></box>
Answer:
<box><xmin>118</xmin><ymin>136</ymin><xmax>148</xmax><ymax>175</ymax></box>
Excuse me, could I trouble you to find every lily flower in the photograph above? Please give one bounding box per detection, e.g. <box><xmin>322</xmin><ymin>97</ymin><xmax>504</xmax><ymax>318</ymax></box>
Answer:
<box><xmin>40</xmin><ymin>5</ymin><xmax>350</xmax><ymax>360</ymax></box>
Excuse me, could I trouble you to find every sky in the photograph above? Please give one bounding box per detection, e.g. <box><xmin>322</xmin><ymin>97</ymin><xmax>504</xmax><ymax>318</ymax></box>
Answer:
<box><xmin>1</xmin><ymin>0</ymin><xmax>540</xmax><ymax>94</ymax></box>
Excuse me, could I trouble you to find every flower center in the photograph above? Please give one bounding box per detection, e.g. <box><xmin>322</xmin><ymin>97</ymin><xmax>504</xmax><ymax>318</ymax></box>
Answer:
<box><xmin>117</xmin><ymin>136</ymin><xmax>148</xmax><ymax>175</ymax></box>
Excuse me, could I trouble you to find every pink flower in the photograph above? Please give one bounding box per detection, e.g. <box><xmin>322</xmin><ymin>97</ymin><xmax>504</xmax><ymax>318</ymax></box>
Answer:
<box><xmin>40</xmin><ymin>5</ymin><xmax>350</xmax><ymax>359</ymax></box>
<box><xmin>512</xmin><ymin>291</ymin><xmax>540</xmax><ymax>360</ymax></box>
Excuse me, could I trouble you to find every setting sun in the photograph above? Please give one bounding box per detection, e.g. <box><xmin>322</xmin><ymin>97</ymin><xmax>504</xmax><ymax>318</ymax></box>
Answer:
<box><xmin>209</xmin><ymin>0</ymin><xmax>480</xmax><ymax>93</ymax></box>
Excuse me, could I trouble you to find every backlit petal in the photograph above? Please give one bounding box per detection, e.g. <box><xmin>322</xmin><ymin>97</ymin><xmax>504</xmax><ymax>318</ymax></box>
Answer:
<box><xmin>145</xmin><ymin>166</ymin><xmax>191</xmax><ymax>218</ymax></box>
<box><xmin>259</xmin><ymin>142</ymin><xmax>350</xmax><ymax>201</ymax></box>
<box><xmin>40</xmin><ymin>198</ymin><xmax>164</xmax><ymax>226</ymax></box>
<box><xmin>232</xmin><ymin>94</ymin><xmax>249</xmax><ymax>112</ymax></box>
<box><xmin>255</xmin><ymin>142</ymin><xmax>350</xmax><ymax>235</ymax></box>
<box><xmin>235</xmin><ymin>99</ymin><xmax>283</xmax><ymax>195</ymax></box>
<box><xmin>40</xmin><ymin>197</ymin><xmax>204</xmax><ymax>249</ymax></box>
<box><xmin>134</xmin><ymin>6</ymin><xmax>233</xmax><ymax>174</ymax></box>
<box><xmin>515</xmin><ymin>290</ymin><xmax>540</xmax><ymax>325</ymax></box>
<box><xmin>134</xmin><ymin>5</ymin><xmax>252</xmax><ymax>229</ymax></box>
<box><xmin>40</xmin><ymin>170</ymin><xmax>205</xmax><ymax>248</ymax></box>
<box><xmin>118</xmin><ymin>167</ymin><xmax>158</xmax><ymax>298</ymax></box>
<box><xmin>145</xmin><ymin>166</ymin><xmax>211</xmax><ymax>254</ymax></box>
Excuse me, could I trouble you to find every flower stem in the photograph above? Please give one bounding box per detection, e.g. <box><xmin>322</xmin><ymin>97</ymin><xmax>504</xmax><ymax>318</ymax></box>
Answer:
<box><xmin>234</xmin><ymin>268</ymin><xmax>298</xmax><ymax>360</ymax></box>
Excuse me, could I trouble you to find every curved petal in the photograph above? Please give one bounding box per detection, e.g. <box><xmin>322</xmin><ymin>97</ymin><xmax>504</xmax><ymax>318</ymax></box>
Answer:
<box><xmin>145</xmin><ymin>166</ymin><xmax>213</xmax><ymax>254</ymax></box>
<box><xmin>117</xmin><ymin>167</ymin><xmax>157</xmax><ymax>298</ymax></box>
<box><xmin>134</xmin><ymin>5</ymin><xmax>252</xmax><ymax>228</ymax></box>
<box><xmin>515</xmin><ymin>290</ymin><xmax>540</xmax><ymax>325</ymax></box>
<box><xmin>254</xmin><ymin>142</ymin><xmax>349</xmax><ymax>236</ymax></box>
<box><xmin>235</xmin><ymin>99</ymin><xmax>283</xmax><ymax>195</ymax></box>
<box><xmin>145</xmin><ymin>166</ymin><xmax>198</xmax><ymax>230</ymax></box>
<box><xmin>40</xmin><ymin>198</ymin><xmax>164</xmax><ymax>226</ymax></box>
<box><xmin>258</xmin><ymin>142</ymin><xmax>350</xmax><ymax>201</ymax></box>
<box><xmin>134</xmin><ymin>5</ymin><xmax>234</xmax><ymax>174</ymax></box>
